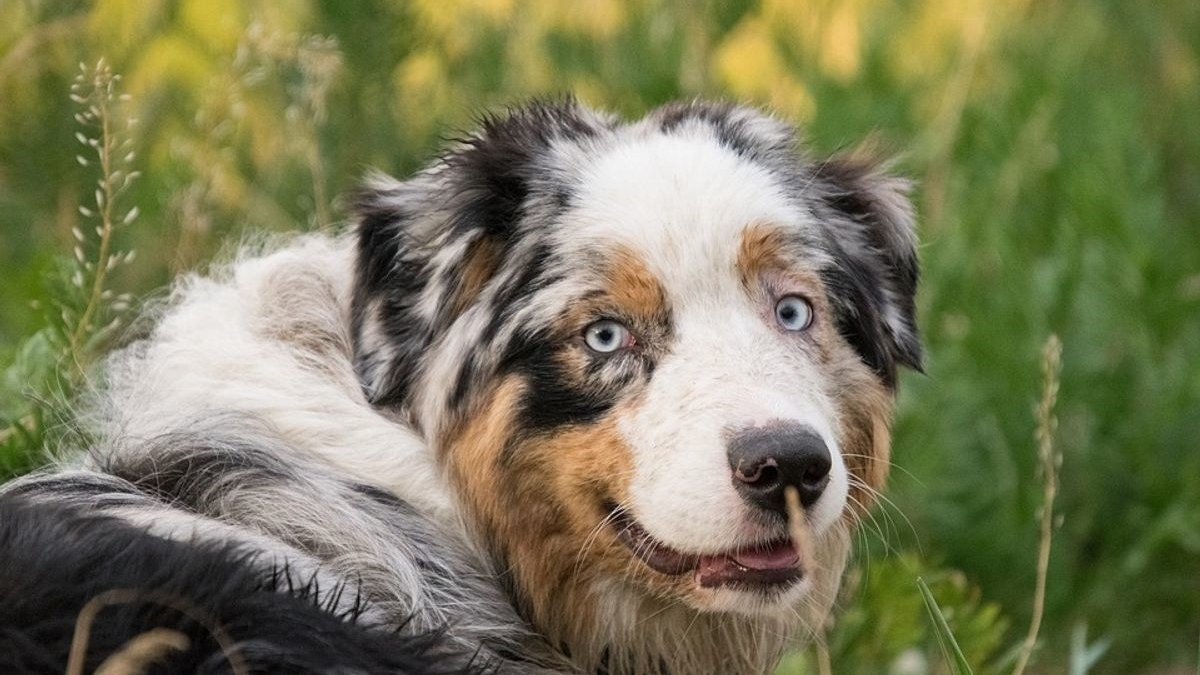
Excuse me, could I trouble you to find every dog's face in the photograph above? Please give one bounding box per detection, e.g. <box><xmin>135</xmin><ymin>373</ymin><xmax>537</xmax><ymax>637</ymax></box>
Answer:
<box><xmin>351</xmin><ymin>100</ymin><xmax>920</xmax><ymax>660</ymax></box>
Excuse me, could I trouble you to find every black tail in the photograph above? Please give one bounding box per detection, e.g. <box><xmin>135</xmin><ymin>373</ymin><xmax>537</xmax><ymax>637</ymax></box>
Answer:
<box><xmin>0</xmin><ymin>494</ymin><xmax>475</xmax><ymax>675</ymax></box>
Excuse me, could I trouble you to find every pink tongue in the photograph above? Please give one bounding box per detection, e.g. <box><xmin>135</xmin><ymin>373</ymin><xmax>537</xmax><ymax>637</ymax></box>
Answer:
<box><xmin>694</xmin><ymin>542</ymin><xmax>803</xmax><ymax>587</ymax></box>
<box><xmin>696</xmin><ymin>544</ymin><xmax>800</xmax><ymax>574</ymax></box>
<box><xmin>731</xmin><ymin>543</ymin><xmax>799</xmax><ymax>570</ymax></box>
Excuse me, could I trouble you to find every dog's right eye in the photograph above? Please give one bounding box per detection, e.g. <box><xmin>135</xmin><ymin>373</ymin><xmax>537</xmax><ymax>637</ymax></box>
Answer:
<box><xmin>774</xmin><ymin>295</ymin><xmax>814</xmax><ymax>332</ymax></box>
<box><xmin>584</xmin><ymin>320</ymin><xmax>634</xmax><ymax>354</ymax></box>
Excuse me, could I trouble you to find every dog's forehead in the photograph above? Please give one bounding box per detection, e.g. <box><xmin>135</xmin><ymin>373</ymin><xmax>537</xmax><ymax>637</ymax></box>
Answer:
<box><xmin>554</xmin><ymin>130</ymin><xmax>816</xmax><ymax>292</ymax></box>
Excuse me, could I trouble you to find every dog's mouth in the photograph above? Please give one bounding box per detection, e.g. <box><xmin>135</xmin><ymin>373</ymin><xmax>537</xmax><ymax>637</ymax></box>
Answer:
<box><xmin>606</xmin><ymin>503</ymin><xmax>802</xmax><ymax>590</ymax></box>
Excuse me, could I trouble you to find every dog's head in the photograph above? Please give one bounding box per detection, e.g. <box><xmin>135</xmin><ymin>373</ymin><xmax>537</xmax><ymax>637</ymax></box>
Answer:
<box><xmin>351</xmin><ymin>99</ymin><xmax>921</xmax><ymax>670</ymax></box>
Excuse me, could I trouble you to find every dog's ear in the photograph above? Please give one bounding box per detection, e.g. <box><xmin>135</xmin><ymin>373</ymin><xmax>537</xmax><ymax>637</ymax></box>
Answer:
<box><xmin>812</xmin><ymin>154</ymin><xmax>922</xmax><ymax>388</ymax></box>
<box><xmin>351</xmin><ymin>99</ymin><xmax>609</xmax><ymax>407</ymax></box>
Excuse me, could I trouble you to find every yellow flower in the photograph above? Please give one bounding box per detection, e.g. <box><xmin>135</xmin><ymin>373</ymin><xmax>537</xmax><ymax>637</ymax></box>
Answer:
<box><xmin>88</xmin><ymin>0</ymin><xmax>169</xmax><ymax>61</ymax></box>
<box><xmin>181</xmin><ymin>0</ymin><xmax>246</xmax><ymax>54</ymax></box>
<box><xmin>714</xmin><ymin>18</ymin><xmax>815</xmax><ymax>119</ymax></box>
<box><xmin>762</xmin><ymin>0</ymin><xmax>863</xmax><ymax>83</ymax></box>
<box><xmin>529</xmin><ymin>0</ymin><xmax>628</xmax><ymax>39</ymax></box>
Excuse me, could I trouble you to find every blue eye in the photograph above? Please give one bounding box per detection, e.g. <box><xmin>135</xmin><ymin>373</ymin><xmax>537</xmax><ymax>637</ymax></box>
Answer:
<box><xmin>584</xmin><ymin>320</ymin><xmax>633</xmax><ymax>353</ymax></box>
<box><xmin>774</xmin><ymin>296</ymin><xmax>814</xmax><ymax>331</ymax></box>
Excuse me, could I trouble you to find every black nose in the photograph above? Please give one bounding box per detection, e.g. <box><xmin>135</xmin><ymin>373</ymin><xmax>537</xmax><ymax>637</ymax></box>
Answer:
<box><xmin>728</xmin><ymin>424</ymin><xmax>832</xmax><ymax>515</ymax></box>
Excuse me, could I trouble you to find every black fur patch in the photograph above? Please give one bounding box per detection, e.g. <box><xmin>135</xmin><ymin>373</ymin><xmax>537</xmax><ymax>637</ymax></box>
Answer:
<box><xmin>655</xmin><ymin>100</ymin><xmax>787</xmax><ymax>165</ymax></box>
<box><xmin>811</xmin><ymin>157</ymin><xmax>922</xmax><ymax>387</ymax></box>
<box><xmin>351</xmin><ymin>185</ymin><xmax>436</xmax><ymax>408</ymax></box>
<box><xmin>444</xmin><ymin>100</ymin><xmax>601</xmax><ymax>242</ymax></box>
<box><xmin>0</xmin><ymin>495</ymin><xmax>475</xmax><ymax>675</ymax></box>
<box><xmin>500</xmin><ymin>332</ymin><xmax>620</xmax><ymax>435</ymax></box>
<box><xmin>352</xmin><ymin>99</ymin><xmax>605</xmax><ymax>410</ymax></box>
<box><xmin>481</xmin><ymin>244</ymin><xmax>559</xmax><ymax>344</ymax></box>
<box><xmin>106</xmin><ymin>437</ymin><xmax>293</xmax><ymax>513</ymax></box>
<box><xmin>820</xmin><ymin>258</ymin><xmax>901</xmax><ymax>385</ymax></box>
<box><xmin>4</xmin><ymin>472</ymin><xmax>145</xmax><ymax>506</ymax></box>
<box><xmin>658</xmin><ymin>101</ymin><xmax>751</xmax><ymax>155</ymax></box>
<box><xmin>496</xmin><ymin>323</ymin><xmax>657</xmax><ymax>466</ymax></box>
<box><xmin>449</xmin><ymin>351</ymin><xmax>480</xmax><ymax>412</ymax></box>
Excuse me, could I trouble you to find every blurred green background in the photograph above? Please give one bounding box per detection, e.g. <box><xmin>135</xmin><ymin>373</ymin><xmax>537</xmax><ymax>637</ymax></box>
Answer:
<box><xmin>1</xmin><ymin>1</ymin><xmax>1198</xmax><ymax>673</ymax></box>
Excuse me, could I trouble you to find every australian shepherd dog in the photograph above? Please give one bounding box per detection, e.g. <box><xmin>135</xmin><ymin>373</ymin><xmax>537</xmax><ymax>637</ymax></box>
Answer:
<box><xmin>0</xmin><ymin>99</ymin><xmax>921</xmax><ymax>675</ymax></box>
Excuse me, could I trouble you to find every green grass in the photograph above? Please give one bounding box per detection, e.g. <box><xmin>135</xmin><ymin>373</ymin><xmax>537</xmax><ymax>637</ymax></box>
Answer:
<box><xmin>2</xmin><ymin>1</ymin><xmax>1198</xmax><ymax>673</ymax></box>
<box><xmin>920</xmin><ymin>576</ymin><xmax>977</xmax><ymax>675</ymax></box>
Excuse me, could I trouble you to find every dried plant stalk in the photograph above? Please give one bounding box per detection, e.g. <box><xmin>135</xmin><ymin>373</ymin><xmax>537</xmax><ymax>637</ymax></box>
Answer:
<box><xmin>1011</xmin><ymin>334</ymin><xmax>1063</xmax><ymax>675</ymax></box>
<box><xmin>815</xmin><ymin>641</ymin><xmax>833</xmax><ymax>675</ymax></box>
<box><xmin>785</xmin><ymin>485</ymin><xmax>830</xmax><ymax>675</ymax></box>
<box><xmin>66</xmin><ymin>588</ymin><xmax>248</xmax><ymax>675</ymax></box>
<box><xmin>67</xmin><ymin>58</ymin><xmax>140</xmax><ymax>368</ymax></box>
<box><xmin>783</xmin><ymin>486</ymin><xmax>817</xmax><ymax>586</ymax></box>
<box><xmin>93</xmin><ymin>628</ymin><xmax>189</xmax><ymax>675</ymax></box>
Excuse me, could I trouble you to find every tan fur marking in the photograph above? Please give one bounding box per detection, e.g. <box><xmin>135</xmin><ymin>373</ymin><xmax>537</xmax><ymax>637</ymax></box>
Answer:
<box><xmin>444</xmin><ymin>375</ymin><xmax>834</xmax><ymax>675</ymax></box>
<box><xmin>557</xmin><ymin>247</ymin><xmax>671</xmax><ymax>347</ymax></box>
<box><xmin>828</xmin><ymin>345</ymin><xmax>895</xmax><ymax>518</ymax></box>
<box><xmin>737</xmin><ymin>222</ymin><xmax>791</xmax><ymax>286</ymax></box>
<box><xmin>604</xmin><ymin>248</ymin><xmax>669</xmax><ymax>320</ymax></box>
<box><xmin>443</xmin><ymin>378</ymin><xmax>638</xmax><ymax>651</ymax></box>
<box><xmin>448</xmin><ymin>235</ymin><xmax>501</xmax><ymax>319</ymax></box>
<box><xmin>738</xmin><ymin>223</ymin><xmax>841</xmax><ymax>369</ymax></box>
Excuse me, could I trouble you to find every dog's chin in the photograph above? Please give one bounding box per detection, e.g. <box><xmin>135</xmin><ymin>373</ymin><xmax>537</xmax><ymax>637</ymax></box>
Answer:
<box><xmin>605</xmin><ymin>503</ymin><xmax>808</xmax><ymax>615</ymax></box>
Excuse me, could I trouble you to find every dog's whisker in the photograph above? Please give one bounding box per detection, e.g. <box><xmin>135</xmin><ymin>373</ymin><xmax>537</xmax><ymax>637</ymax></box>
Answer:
<box><xmin>847</xmin><ymin>475</ymin><xmax>921</xmax><ymax>549</ymax></box>
<box><xmin>840</xmin><ymin>451</ymin><xmax>925</xmax><ymax>486</ymax></box>
<box><xmin>571</xmin><ymin>503</ymin><xmax>628</xmax><ymax>578</ymax></box>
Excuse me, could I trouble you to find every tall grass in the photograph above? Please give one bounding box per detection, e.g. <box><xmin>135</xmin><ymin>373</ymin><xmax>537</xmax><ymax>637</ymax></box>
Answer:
<box><xmin>912</xmin><ymin>335</ymin><xmax>1063</xmax><ymax>675</ymax></box>
<box><xmin>65</xmin><ymin>58</ymin><xmax>140</xmax><ymax>369</ymax></box>
<box><xmin>0</xmin><ymin>58</ymin><xmax>141</xmax><ymax>468</ymax></box>
<box><xmin>1010</xmin><ymin>335</ymin><xmax>1062</xmax><ymax>675</ymax></box>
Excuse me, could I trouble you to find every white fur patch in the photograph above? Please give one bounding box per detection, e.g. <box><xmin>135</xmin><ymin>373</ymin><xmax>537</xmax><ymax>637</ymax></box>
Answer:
<box><xmin>554</xmin><ymin>128</ymin><xmax>852</xmax><ymax>611</ymax></box>
<box><xmin>97</xmin><ymin>235</ymin><xmax>455</xmax><ymax>524</ymax></box>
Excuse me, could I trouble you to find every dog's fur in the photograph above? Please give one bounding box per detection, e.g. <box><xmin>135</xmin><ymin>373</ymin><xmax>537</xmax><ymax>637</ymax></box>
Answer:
<box><xmin>0</xmin><ymin>99</ymin><xmax>921</xmax><ymax>675</ymax></box>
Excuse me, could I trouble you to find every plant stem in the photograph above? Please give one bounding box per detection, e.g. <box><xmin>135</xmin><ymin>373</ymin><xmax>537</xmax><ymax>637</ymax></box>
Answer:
<box><xmin>70</xmin><ymin>71</ymin><xmax>116</xmax><ymax>365</ymax></box>
<box><xmin>816</xmin><ymin>640</ymin><xmax>832</xmax><ymax>675</ymax></box>
<box><xmin>1011</xmin><ymin>334</ymin><xmax>1062</xmax><ymax>675</ymax></box>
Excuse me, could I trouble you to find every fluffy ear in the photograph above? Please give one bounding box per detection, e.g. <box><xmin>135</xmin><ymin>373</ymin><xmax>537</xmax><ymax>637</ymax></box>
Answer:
<box><xmin>350</xmin><ymin>99</ymin><xmax>609</xmax><ymax>408</ymax></box>
<box><xmin>812</xmin><ymin>154</ymin><xmax>923</xmax><ymax>388</ymax></box>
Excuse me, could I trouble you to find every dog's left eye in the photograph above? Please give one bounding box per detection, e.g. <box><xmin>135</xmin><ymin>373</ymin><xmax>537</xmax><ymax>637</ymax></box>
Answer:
<box><xmin>584</xmin><ymin>320</ymin><xmax>634</xmax><ymax>354</ymax></box>
<box><xmin>775</xmin><ymin>295</ymin><xmax>814</xmax><ymax>331</ymax></box>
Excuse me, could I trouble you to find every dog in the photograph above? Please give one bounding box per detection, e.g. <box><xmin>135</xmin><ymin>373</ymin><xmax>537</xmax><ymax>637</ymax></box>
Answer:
<box><xmin>0</xmin><ymin>99</ymin><xmax>921</xmax><ymax>675</ymax></box>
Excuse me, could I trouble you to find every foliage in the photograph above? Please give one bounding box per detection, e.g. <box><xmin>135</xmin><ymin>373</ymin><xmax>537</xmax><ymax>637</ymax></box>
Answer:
<box><xmin>918</xmin><ymin>576</ymin><xmax>977</xmax><ymax>675</ymax></box>
<box><xmin>1</xmin><ymin>1</ymin><xmax>1198</xmax><ymax>673</ymax></box>
<box><xmin>794</xmin><ymin>554</ymin><xmax>1009</xmax><ymax>675</ymax></box>
<box><xmin>1</xmin><ymin>57</ymin><xmax>141</xmax><ymax>469</ymax></box>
